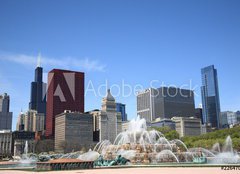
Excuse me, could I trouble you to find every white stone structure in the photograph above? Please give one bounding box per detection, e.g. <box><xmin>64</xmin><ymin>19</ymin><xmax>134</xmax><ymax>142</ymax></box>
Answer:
<box><xmin>0</xmin><ymin>130</ymin><xmax>12</xmax><ymax>158</ymax></box>
<box><xmin>172</xmin><ymin>116</ymin><xmax>201</xmax><ymax>137</ymax></box>
<box><xmin>91</xmin><ymin>89</ymin><xmax>122</xmax><ymax>143</ymax></box>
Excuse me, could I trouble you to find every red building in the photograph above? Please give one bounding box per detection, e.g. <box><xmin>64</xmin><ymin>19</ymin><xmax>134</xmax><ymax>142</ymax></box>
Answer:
<box><xmin>45</xmin><ymin>69</ymin><xmax>84</xmax><ymax>138</ymax></box>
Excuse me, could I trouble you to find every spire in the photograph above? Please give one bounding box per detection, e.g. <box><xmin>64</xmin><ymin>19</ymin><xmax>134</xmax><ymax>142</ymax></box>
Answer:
<box><xmin>101</xmin><ymin>89</ymin><xmax>116</xmax><ymax>111</ymax></box>
<box><xmin>37</xmin><ymin>52</ymin><xmax>41</xmax><ymax>67</ymax></box>
<box><xmin>106</xmin><ymin>89</ymin><xmax>115</xmax><ymax>101</ymax></box>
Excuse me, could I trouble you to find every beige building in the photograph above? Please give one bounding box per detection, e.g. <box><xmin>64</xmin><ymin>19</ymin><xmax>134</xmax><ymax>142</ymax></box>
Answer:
<box><xmin>33</xmin><ymin>112</ymin><xmax>45</xmax><ymax>132</ymax></box>
<box><xmin>54</xmin><ymin>111</ymin><xmax>94</xmax><ymax>153</ymax></box>
<box><xmin>0</xmin><ymin>130</ymin><xmax>12</xmax><ymax>158</ymax></box>
<box><xmin>91</xmin><ymin>89</ymin><xmax>122</xmax><ymax>143</ymax></box>
<box><xmin>172</xmin><ymin>117</ymin><xmax>201</xmax><ymax>137</ymax></box>
<box><xmin>24</xmin><ymin>110</ymin><xmax>35</xmax><ymax>131</ymax></box>
<box><xmin>16</xmin><ymin>110</ymin><xmax>45</xmax><ymax>132</ymax></box>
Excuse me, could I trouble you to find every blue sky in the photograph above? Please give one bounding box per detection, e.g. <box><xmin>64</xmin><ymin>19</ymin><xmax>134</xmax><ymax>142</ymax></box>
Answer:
<box><xmin>0</xmin><ymin>0</ymin><xmax>240</xmax><ymax>130</ymax></box>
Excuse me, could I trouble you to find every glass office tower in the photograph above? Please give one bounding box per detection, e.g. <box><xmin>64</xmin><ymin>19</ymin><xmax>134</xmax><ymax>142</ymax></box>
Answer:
<box><xmin>201</xmin><ymin>65</ymin><xmax>221</xmax><ymax>128</ymax></box>
<box><xmin>116</xmin><ymin>103</ymin><xmax>127</xmax><ymax>121</ymax></box>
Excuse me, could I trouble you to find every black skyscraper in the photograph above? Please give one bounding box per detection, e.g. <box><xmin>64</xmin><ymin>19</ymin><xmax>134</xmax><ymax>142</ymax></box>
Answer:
<box><xmin>29</xmin><ymin>59</ymin><xmax>47</xmax><ymax>117</ymax></box>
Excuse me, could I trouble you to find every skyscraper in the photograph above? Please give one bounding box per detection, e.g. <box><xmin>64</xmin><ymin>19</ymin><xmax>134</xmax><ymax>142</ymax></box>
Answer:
<box><xmin>54</xmin><ymin>111</ymin><xmax>93</xmax><ymax>153</ymax></box>
<box><xmin>29</xmin><ymin>54</ymin><xmax>47</xmax><ymax>116</ymax></box>
<box><xmin>0</xmin><ymin>93</ymin><xmax>13</xmax><ymax>130</ymax></box>
<box><xmin>45</xmin><ymin>69</ymin><xmax>84</xmax><ymax>138</ymax></box>
<box><xmin>116</xmin><ymin>103</ymin><xmax>127</xmax><ymax>121</ymax></box>
<box><xmin>137</xmin><ymin>88</ymin><xmax>157</xmax><ymax>122</ymax></box>
<box><xmin>90</xmin><ymin>89</ymin><xmax>122</xmax><ymax>143</ymax></box>
<box><xmin>16</xmin><ymin>110</ymin><xmax>45</xmax><ymax>132</ymax></box>
<box><xmin>137</xmin><ymin>87</ymin><xmax>195</xmax><ymax>122</ymax></box>
<box><xmin>201</xmin><ymin>65</ymin><xmax>221</xmax><ymax>129</ymax></box>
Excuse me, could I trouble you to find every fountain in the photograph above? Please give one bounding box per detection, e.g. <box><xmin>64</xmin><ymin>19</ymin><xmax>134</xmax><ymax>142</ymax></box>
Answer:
<box><xmin>84</xmin><ymin>116</ymin><xmax>197</xmax><ymax>165</ymax></box>
<box><xmin>222</xmin><ymin>136</ymin><xmax>233</xmax><ymax>153</ymax></box>
<box><xmin>24</xmin><ymin>122</ymin><xmax>239</xmax><ymax>169</ymax></box>
<box><xmin>1</xmin><ymin>116</ymin><xmax>239</xmax><ymax>170</ymax></box>
<box><xmin>34</xmin><ymin>117</ymin><xmax>237</xmax><ymax>166</ymax></box>
<box><xmin>21</xmin><ymin>141</ymin><xmax>28</xmax><ymax>160</ymax></box>
<box><xmin>85</xmin><ymin>116</ymin><xmax>240</xmax><ymax>166</ymax></box>
<box><xmin>212</xmin><ymin>142</ymin><xmax>221</xmax><ymax>153</ymax></box>
<box><xmin>209</xmin><ymin>136</ymin><xmax>240</xmax><ymax>164</ymax></box>
<box><xmin>24</xmin><ymin>141</ymin><xmax>28</xmax><ymax>155</ymax></box>
<box><xmin>19</xmin><ymin>140</ymin><xmax>37</xmax><ymax>163</ymax></box>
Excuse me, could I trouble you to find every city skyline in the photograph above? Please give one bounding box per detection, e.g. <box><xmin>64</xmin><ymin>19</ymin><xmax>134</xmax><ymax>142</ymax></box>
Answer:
<box><xmin>0</xmin><ymin>0</ymin><xmax>240</xmax><ymax>130</ymax></box>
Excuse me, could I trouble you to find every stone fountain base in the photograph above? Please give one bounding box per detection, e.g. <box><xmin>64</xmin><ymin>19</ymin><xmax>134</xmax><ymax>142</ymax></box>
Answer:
<box><xmin>36</xmin><ymin>158</ymin><xmax>94</xmax><ymax>171</ymax></box>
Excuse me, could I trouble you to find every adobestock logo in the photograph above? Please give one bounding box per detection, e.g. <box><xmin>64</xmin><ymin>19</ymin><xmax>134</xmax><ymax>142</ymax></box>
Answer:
<box><xmin>41</xmin><ymin>76</ymin><xmax>199</xmax><ymax>102</ymax></box>
<box><xmin>85</xmin><ymin>79</ymin><xmax>199</xmax><ymax>98</ymax></box>
<box><xmin>42</xmin><ymin>72</ymin><xmax>78</xmax><ymax>102</ymax></box>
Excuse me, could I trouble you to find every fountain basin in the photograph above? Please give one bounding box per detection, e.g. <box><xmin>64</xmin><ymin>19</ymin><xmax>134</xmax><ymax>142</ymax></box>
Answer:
<box><xmin>36</xmin><ymin>158</ymin><xmax>94</xmax><ymax>171</ymax></box>
<box><xmin>0</xmin><ymin>161</ymin><xmax>36</xmax><ymax>169</ymax></box>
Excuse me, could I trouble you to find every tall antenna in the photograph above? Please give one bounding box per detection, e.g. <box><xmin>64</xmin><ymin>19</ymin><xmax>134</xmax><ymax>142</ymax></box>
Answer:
<box><xmin>37</xmin><ymin>52</ymin><xmax>41</xmax><ymax>67</ymax></box>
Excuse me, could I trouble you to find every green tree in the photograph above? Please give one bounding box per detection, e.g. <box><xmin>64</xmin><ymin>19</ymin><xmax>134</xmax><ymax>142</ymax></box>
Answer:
<box><xmin>151</xmin><ymin>126</ymin><xmax>179</xmax><ymax>140</ymax></box>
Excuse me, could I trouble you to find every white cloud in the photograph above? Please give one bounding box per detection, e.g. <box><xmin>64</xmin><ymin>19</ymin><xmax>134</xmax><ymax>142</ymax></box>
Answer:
<box><xmin>0</xmin><ymin>52</ymin><xmax>106</xmax><ymax>72</ymax></box>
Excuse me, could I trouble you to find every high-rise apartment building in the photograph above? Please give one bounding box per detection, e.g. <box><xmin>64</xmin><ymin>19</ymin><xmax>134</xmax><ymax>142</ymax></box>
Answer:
<box><xmin>137</xmin><ymin>88</ymin><xmax>157</xmax><ymax>122</ymax></box>
<box><xmin>137</xmin><ymin>87</ymin><xmax>195</xmax><ymax>122</ymax></box>
<box><xmin>201</xmin><ymin>65</ymin><xmax>221</xmax><ymax>128</ymax></box>
<box><xmin>46</xmin><ymin>69</ymin><xmax>84</xmax><ymax>138</ymax></box>
<box><xmin>0</xmin><ymin>93</ymin><xmax>12</xmax><ymax>130</ymax></box>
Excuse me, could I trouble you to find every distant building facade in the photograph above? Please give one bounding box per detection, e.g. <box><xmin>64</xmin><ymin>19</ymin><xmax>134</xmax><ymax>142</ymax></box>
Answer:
<box><xmin>46</xmin><ymin>69</ymin><xmax>84</xmax><ymax>138</ymax></box>
<box><xmin>0</xmin><ymin>93</ymin><xmax>13</xmax><ymax>131</ymax></box>
<box><xmin>172</xmin><ymin>117</ymin><xmax>201</xmax><ymax>137</ymax></box>
<box><xmin>201</xmin><ymin>65</ymin><xmax>221</xmax><ymax>128</ymax></box>
<box><xmin>16</xmin><ymin>110</ymin><xmax>45</xmax><ymax>132</ymax></box>
<box><xmin>137</xmin><ymin>87</ymin><xmax>195</xmax><ymax>122</ymax></box>
<box><xmin>16</xmin><ymin>112</ymin><xmax>25</xmax><ymax>131</ymax></box>
<box><xmin>0</xmin><ymin>130</ymin><xmax>12</xmax><ymax>158</ymax></box>
<box><xmin>12</xmin><ymin>131</ymin><xmax>35</xmax><ymax>156</ymax></box>
<box><xmin>91</xmin><ymin>89</ymin><xmax>122</xmax><ymax>143</ymax></box>
<box><xmin>24</xmin><ymin>110</ymin><xmax>45</xmax><ymax>132</ymax></box>
<box><xmin>137</xmin><ymin>88</ymin><xmax>157</xmax><ymax>122</ymax></box>
<box><xmin>54</xmin><ymin>111</ymin><xmax>93</xmax><ymax>153</ymax></box>
<box><xmin>151</xmin><ymin>118</ymin><xmax>176</xmax><ymax>130</ymax></box>
<box><xmin>219</xmin><ymin>112</ymin><xmax>228</xmax><ymax>128</ymax></box>
<box><xmin>195</xmin><ymin>108</ymin><xmax>203</xmax><ymax>124</ymax></box>
<box><xmin>220</xmin><ymin>111</ymin><xmax>238</xmax><ymax>127</ymax></box>
<box><xmin>116</xmin><ymin>103</ymin><xmax>127</xmax><ymax>121</ymax></box>
<box><xmin>236</xmin><ymin>111</ymin><xmax>240</xmax><ymax>123</ymax></box>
